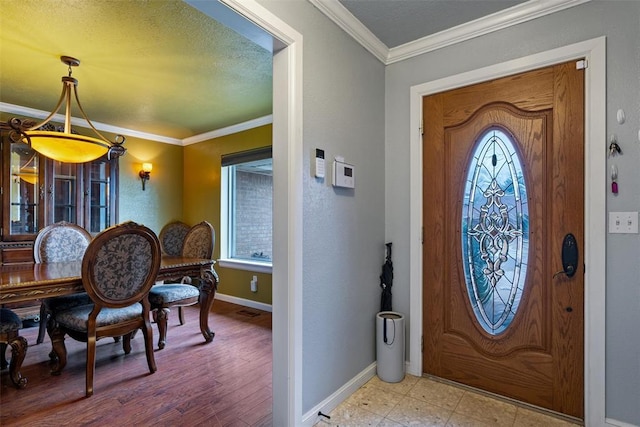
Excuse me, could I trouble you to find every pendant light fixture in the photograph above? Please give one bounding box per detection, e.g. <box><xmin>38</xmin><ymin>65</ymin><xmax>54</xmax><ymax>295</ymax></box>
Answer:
<box><xmin>4</xmin><ymin>56</ymin><xmax>126</xmax><ymax>163</ymax></box>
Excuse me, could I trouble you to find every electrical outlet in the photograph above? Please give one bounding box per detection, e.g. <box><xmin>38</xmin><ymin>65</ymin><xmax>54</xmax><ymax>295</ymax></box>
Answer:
<box><xmin>250</xmin><ymin>275</ymin><xmax>258</xmax><ymax>293</ymax></box>
<box><xmin>609</xmin><ymin>212</ymin><xmax>639</xmax><ymax>234</ymax></box>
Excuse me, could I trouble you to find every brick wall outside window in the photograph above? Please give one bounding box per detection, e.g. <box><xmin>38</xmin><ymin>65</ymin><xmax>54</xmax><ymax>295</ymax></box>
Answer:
<box><xmin>233</xmin><ymin>170</ymin><xmax>272</xmax><ymax>261</ymax></box>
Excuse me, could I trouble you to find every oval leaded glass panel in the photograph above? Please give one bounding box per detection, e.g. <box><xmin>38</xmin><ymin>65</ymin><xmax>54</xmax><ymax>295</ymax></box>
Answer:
<box><xmin>461</xmin><ymin>128</ymin><xmax>529</xmax><ymax>335</ymax></box>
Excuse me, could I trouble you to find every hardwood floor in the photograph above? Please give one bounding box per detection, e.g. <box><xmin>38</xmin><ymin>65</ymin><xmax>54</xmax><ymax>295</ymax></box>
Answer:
<box><xmin>0</xmin><ymin>300</ymin><xmax>272</xmax><ymax>426</ymax></box>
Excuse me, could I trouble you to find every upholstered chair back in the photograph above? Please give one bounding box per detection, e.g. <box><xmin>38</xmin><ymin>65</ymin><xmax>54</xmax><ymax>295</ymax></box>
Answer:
<box><xmin>158</xmin><ymin>221</ymin><xmax>190</xmax><ymax>256</ymax></box>
<box><xmin>82</xmin><ymin>221</ymin><xmax>161</xmax><ymax>308</ymax></box>
<box><xmin>181</xmin><ymin>221</ymin><xmax>215</xmax><ymax>259</ymax></box>
<box><xmin>34</xmin><ymin>221</ymin><xmax>92</xmax><ymax>263</ymax></box>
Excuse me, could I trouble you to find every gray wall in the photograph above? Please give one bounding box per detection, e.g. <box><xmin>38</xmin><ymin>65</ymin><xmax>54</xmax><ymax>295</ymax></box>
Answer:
<box><xmin>259</xmin><ymin>0</ymin><xmax>639</xmax><ymax>423</ymax></box>
<box><xmin>385</xmin><ymin>1</ymin><xmax>640</xmax><ymax>425</ymax></box>
<box><xmin>259</xmin><ymin>0</ymin><xmax>387</xmax><ymax>414</ymax></box>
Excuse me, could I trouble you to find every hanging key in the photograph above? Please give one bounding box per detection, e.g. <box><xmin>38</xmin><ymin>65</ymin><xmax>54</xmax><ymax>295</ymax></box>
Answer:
<box><xmin>608</xmin><ymin>135</ymin><xmax>622</xmax><ymax>157</ymax></box>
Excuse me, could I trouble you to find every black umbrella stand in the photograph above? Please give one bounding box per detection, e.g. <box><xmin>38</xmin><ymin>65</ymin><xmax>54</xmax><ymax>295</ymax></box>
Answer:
<box><xmin>379</xmin><ymin>242</ymin><xmax>393</xmax><ymax>312</ymax></box>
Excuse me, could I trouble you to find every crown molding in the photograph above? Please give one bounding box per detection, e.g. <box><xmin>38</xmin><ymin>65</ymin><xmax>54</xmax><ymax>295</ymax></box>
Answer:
<box><xmin>1</xmin><ymin>102</ymin><xmax>272</xmax><ymax>146</ymax></box>
<box><xmin>182</xmin><ymin>115</ymin><xmax>273</xmax><ymax>145</ymax></box>
<box><xmin>0</xmin><ymin>102</ymin><xmax>183</xmax><ymax>145</ymax></box>
<box><xmin>387</xmin><ymin>0</ymin><xmax>592</xmax><ymax>64</ymax></box>
<box><xmin>310</xmin><ymin>0</ymin><xmax>591</xmax><ymax>65</ymax></box>
<box><xmin>307</xmin><ymin>0</ymin><xmax>388</xmax><ymax>63</ymax></box>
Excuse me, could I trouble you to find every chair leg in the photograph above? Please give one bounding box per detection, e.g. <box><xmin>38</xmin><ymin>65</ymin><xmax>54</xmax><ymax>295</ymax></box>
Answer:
<box><xmin>123</xmin><ymin>333</ymin><xmax>133</xmax><ymax>354</ymax></box>
<box><xmin>156</xmin><ymin>308</ymin><xmax>169</xmax><ymax>350</ymax></box>
<box><xmin>141</xmin><ymin>324</ymin><xmax>157</xmax><ymax>374</ymax></box>
<box><xmin>37</xmin><ymin>303</ymin><xmax>48</xmax><ymax>344</ymax></box>
<box><xmin>9</xmin><ymin>336</ymin><xmax>28</xmax><ymax>389</ymax></box>
<box><xmin>178</xmin><ymin>306</ymin><xmax>185</xmax><ymax>325</ymax></box>
<box><xmin>49</xmin><ymin>322</ymin><xmax>68</xmax><ymax>375</ymax></box>
<box><xmin>0</xmin><ymin>342</ymin><xmax>7</xmax><ymax>370</ymax></box>
<box><xmin>86</xmin><ymin>333</ymin><xmax>97</xmax><ymax>397</ymax></box>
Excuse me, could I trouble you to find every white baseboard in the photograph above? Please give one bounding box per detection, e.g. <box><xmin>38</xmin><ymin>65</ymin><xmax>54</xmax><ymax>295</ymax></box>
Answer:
<box><xmin>606</xmin><ymin>418</ymin><xmax>640</xmax><ymax>427</ymax></box>
<box><xmin>214</xmin><ymin>292</ymin><xmax>273</xmax><ymax>312</ymax></box>
<box><xmin>301</xmin><ymin>362</ymin><xmax>377</xmax><ymax>427</ymax></box>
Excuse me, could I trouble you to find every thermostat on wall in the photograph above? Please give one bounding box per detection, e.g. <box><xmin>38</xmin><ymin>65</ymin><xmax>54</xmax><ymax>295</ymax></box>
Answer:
<box><xmin>332</xmin><ymin>157</ymin><xmax>355</xmax><ymax>189</ymax></box>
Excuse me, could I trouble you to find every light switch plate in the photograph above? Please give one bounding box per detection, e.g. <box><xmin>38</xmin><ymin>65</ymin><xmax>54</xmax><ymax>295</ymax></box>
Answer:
<box><xmin>609</xmin><ymin>212</ymin><xmax>639</xmax><ymax>234</ymax></box>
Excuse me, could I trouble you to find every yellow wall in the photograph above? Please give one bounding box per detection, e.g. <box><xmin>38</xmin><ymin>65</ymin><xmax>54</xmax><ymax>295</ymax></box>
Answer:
<box><xmin>183</xmin><ymin>124</ymin><xmax>273</xmax><ymax>305</ymax></box>
<box><xmin>116</xmin><ymin>135</ymin><xmax>184</xmax><ymax>236</ymax></box>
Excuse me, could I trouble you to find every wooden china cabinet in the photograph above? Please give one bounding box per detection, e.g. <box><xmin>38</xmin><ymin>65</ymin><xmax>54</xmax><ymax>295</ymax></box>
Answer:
<box><xmin>1</xmin><ymin>133</ymin><xmax>120</xmax><ymax>265</ymax></box>
<box><xmin>1</xmin><ymin>129</ymin><xmax>120</xmax><ymax>256</ymax></box>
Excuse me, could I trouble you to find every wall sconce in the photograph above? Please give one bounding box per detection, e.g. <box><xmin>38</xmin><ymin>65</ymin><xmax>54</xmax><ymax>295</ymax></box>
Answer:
<box><xmin>139</xmin><ymin>163</ymin><xmax>152</xmax><ymax>191</ymax></box>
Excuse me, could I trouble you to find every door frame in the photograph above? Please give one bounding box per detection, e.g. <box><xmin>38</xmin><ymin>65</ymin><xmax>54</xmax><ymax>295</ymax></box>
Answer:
<box><xmin>214</xmin><ymin>1</ymin><xmax>304</xmax><ymax>425</ymax></box>
<box><xmin>409</xmin><ymin>37</ymin><xmax>606</xmax><ymax>425</ymax></box>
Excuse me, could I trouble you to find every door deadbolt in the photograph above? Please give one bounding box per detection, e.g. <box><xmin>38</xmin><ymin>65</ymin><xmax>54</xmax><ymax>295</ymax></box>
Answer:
<box><xmin>553</xmin><ymin>233</ymin><xmax>578</xmax><ymax>279</ymax></box>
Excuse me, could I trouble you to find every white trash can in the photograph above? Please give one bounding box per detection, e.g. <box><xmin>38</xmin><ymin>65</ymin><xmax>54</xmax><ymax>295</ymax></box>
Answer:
<box><xmin>376</xmin><ymin>311</ymin><xmax>405</xmax><ymax>383</ymax></box>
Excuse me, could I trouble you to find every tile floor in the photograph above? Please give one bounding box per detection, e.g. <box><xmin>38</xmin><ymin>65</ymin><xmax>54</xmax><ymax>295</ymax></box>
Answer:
<box><xmin>314</xmin><ymin>375</ymin><xmax>581</xmax><ymax>427</ymax></box>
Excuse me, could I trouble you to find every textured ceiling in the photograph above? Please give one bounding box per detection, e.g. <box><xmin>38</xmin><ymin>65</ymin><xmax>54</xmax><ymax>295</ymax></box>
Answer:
<box><xmin>339</xmin><ymin>0</ymin><xmax>527</xmax><ymax>48</ymax></box>
<box><xmin>0</xmin><ymin>0</ymin><xmax>273</xmax><ymax>141</ymax></box>
<box><xmin>1</xmin><ymin>0</ymin><xmax>533</xmax><ymax>142</ymax></box>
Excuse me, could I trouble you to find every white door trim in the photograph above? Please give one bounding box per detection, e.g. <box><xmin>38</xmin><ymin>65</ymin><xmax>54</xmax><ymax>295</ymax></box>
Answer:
<box><xmin>409</xmin><ymin>37</ymin><xmax>606</xmax><ymax>425</ymax></box>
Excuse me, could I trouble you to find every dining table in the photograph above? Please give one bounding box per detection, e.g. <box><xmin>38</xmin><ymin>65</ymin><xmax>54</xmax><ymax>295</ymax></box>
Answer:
<box><xmin>0</xmin><ymin>256</ymin><xmax>218</xmax><ymax>375</ymax></box>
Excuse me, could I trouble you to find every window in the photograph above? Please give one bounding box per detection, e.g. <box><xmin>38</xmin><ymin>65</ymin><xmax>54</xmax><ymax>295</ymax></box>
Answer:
<box><xmin>220</xmin><ymin>147</ymin><xmax>272</xmax><ymax>272</ymax></box>
<box><xmin>461</xmin><ymin>128</ymin><xmax>529</xmax><ymax>335</ymax></box>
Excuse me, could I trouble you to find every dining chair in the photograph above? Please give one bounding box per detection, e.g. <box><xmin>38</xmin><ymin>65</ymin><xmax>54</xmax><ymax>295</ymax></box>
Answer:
<box><xmin>159</xmin><ymin>220</ymin><xmax>190</xmax><ymax>256</ymax></box>
<box><xmin>49</xmin><ymin>221</ymin><xmax>161</xmax><ymax>397</ymax></box>
<box><xmin>149</xmin><ymin>220</ymin><xmax>215</xmax><ymax>349</ymax></box>
<box><xmin>0</xmin><ymin>308</ymin><xmax>28</xmax><ymax>388</ymax></box>
<box><xmin>33</xmin><ymin>221</ymin><xmax>93</xmax><ymax>345</ymax></box>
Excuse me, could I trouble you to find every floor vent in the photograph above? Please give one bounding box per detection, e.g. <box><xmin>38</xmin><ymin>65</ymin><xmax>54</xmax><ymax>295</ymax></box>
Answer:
<box><xmin>237</xmin><ymin>309</ymin><xmax>261</xmax><ymax>317</ymax></box>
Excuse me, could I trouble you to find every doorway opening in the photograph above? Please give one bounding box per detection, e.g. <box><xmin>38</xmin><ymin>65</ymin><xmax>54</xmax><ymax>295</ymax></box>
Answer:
<box><xmin>187</xmin><ymin>1</ymin><xmax>304</xmax><ymax>424</ymax></box>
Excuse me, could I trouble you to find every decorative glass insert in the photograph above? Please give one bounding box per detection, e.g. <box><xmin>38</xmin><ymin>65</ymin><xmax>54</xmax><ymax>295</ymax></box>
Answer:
<box><xmin>9</xmin><ymin>143</ymin><xmax>40</xmax><ymax>235</ymax></box>
<box><xmin>461</xmin><ymin>128</ymin><xmax>529</xmax><ymax>335</ymax></box>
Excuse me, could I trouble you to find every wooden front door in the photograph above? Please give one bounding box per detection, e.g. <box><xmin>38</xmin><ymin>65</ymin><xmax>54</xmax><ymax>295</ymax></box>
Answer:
<box><xmin>422</xmin><ymin>61</ymin><xmax>584</xmax><ymax>418</ymax></box>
